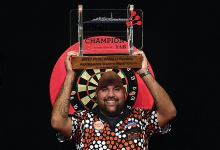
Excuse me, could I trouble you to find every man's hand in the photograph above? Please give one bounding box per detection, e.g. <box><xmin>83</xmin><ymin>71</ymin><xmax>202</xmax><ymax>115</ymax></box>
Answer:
<box><xmin>133</xmin><ymin>50</ymin><xmax>148</xmax><ymax>74</ymax></box>
<box><xmin>65</xmin><ymin>51</ymin><xmax>79</xmax><ymax>75</ymax></box>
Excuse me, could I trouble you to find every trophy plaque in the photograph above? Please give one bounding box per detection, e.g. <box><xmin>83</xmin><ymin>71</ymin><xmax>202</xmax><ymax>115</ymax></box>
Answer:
<box><xmin>70</xmin><ymin>4</ymin><xmax>143</xmax><ymax>69</ymax></box>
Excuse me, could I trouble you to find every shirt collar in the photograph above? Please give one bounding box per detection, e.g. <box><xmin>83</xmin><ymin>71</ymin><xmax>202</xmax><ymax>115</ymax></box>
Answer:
<box><xmin>90</xmin><ymin>105</ymin><xmax>132</xmax><ymax>117</ymax></box>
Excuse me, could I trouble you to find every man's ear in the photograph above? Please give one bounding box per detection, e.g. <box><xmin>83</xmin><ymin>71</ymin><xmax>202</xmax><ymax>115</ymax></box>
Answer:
<box><xmin>123</xmin><ymin>87</ymin><xmax>126</xmax><ymax>98</ymax></box>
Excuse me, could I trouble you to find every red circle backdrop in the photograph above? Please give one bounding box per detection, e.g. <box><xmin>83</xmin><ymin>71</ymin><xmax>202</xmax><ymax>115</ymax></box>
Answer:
<box><xmin>49</xmin><ymin>36</ymin><xmax>155</xmax><ymax>114</ymax></box>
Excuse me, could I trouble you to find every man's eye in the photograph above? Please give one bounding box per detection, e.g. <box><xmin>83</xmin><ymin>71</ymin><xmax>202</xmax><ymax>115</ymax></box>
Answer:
<box><xmin>115</xmin><ymin>88</ymin><xmax>120</xmax><ymax>91</ymax></box>
<box><xmin>101</xmin><ymin>88</ymin><xmax>107</xmax><ymax>91</ymax></box>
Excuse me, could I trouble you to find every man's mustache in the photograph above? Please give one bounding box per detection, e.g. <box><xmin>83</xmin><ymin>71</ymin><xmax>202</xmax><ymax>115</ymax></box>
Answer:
<box><xmin>104</xmin><ymin>97</ymin><xmax>119</xmax><ymax>101</ymax></box>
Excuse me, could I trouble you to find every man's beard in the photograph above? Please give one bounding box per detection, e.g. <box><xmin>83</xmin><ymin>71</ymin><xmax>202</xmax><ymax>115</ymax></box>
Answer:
<box><xmin>97</xmin><ymin>97</ymin><xmax>124</xmax><ymax>116</ymax></box>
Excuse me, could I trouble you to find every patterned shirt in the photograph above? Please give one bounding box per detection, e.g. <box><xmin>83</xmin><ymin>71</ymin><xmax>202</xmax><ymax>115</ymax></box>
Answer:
<box><xmin>57</xmin><ymin>107</ymin><xmax>170</xmax><ymax>150</ymax></box>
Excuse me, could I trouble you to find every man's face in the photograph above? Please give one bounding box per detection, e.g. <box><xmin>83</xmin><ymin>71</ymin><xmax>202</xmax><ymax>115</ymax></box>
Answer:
<box><xmin>96</xmin><ymin>72</ymin><xmax>126</xmax><ymax>116</ymax></box>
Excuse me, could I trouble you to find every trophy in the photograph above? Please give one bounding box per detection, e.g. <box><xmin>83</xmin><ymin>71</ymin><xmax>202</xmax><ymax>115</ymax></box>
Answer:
<box><xmin>70</xmin><ymin>4</ymin><xmax>143</xmax><ymax>69</ymax></box>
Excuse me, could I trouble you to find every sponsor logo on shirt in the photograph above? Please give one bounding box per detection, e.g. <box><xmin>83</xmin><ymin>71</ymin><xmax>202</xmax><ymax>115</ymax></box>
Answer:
<box><xmin>94</xmin><ymin>121</ymin><xmax>104</xmax><ymax>131</ymax></box>
<box><xmin>127</xmin><ymin>133</ymin><xmax>141</xmax><ymax>140</ymax></box>
<box><xmin>124</xmin><ymin>122</ymin><xmax>138</xmax><ymax>129</ymax></box>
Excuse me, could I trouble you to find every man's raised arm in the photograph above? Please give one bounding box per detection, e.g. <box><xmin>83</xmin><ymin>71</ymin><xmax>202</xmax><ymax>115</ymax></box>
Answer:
<box><xmin>51</xmin><ymin>51</ymin><xmax>78</xmax><ymax>137</ymax></box>
<box><xmin>134</xmin><ymin>50</ymin><xmax>177</xmax><ymax>127</ymax></box>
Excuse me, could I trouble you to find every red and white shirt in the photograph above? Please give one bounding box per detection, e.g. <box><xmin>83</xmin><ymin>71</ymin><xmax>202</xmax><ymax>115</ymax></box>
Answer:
<box><xmin>57</xmin><ymin>107</ymin><xmax>170</xmax><ymax>150</ymax></box>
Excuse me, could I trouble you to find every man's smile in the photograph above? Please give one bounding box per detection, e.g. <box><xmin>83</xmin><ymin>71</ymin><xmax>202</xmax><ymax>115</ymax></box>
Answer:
<box><xmin>105</xmin><ymin>100</ymin><xmax>118</xmax><ymax>105</ymax></box>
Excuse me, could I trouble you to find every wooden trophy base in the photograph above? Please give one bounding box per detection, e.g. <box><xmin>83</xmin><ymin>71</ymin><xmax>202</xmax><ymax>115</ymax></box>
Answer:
<box><xmin>72</xmin><ymin>55</ymin><xmax>142</xmax><ymax>69</ymax></box>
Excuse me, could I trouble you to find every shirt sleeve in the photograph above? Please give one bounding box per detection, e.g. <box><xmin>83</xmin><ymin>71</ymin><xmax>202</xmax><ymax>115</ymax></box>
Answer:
<box><xmin>158</xmin><ymin>123</ymin><xmax>171</xmax><ymax>134</ymax></box>
<box><xmin>145</xmin><ymin>109</ymin><xmax>171</xmax><ymax>139</ymax></box>
<box><xmin>56</xmin><ymin>111</ymin><xmax>83</xmax><ymax>143</ymax></box>
<box><xmin>56</xmin><ymin>131</ymin><xmax>73</xmax><ymax>143</ymax></box>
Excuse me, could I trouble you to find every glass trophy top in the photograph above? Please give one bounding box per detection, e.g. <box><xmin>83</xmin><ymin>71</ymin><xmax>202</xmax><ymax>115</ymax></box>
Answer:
<box><xmin>70</xmin><ymin>5</ymin><xmax>143</xmax><ymax>56</ymax></box>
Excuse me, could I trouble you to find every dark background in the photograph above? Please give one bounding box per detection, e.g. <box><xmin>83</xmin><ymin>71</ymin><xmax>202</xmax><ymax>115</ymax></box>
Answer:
<box><xmin>1</xmin><ymin>0</ymin><xmax>218</xmax><ymax>149</ymax></box>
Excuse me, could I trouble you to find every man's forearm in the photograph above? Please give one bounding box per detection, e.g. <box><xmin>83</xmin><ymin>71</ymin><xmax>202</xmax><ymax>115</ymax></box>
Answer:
<box><xmin>141</xmin><ymin>74</ymin><xmax>176</xmax><ymax>126</ymax></box>
<box><xmin>51</xmin><ymin>73</ymin><xmax>75</xmax><ymax>128</ymax></box>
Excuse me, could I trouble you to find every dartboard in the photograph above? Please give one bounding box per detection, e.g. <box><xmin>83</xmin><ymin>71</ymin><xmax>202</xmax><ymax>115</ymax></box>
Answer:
<box><xmin>70</xmin><ymin>68</ymin><xmax>138</xmax><ymax>111</ymax></box>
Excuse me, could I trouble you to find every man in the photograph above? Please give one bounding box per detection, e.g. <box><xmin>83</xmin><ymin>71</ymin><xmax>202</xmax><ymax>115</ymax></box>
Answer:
<box><xmin>51</xmin><ymin>50</ymin><xmax>177</xmax><ymax>149</ymax></box>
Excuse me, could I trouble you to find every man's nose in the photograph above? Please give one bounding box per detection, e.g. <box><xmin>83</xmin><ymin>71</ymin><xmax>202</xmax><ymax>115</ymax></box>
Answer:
<box><xmin>108</xmin><ymin>90</ymin><xmax>115</xmax><ymax>97</ymax></box>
